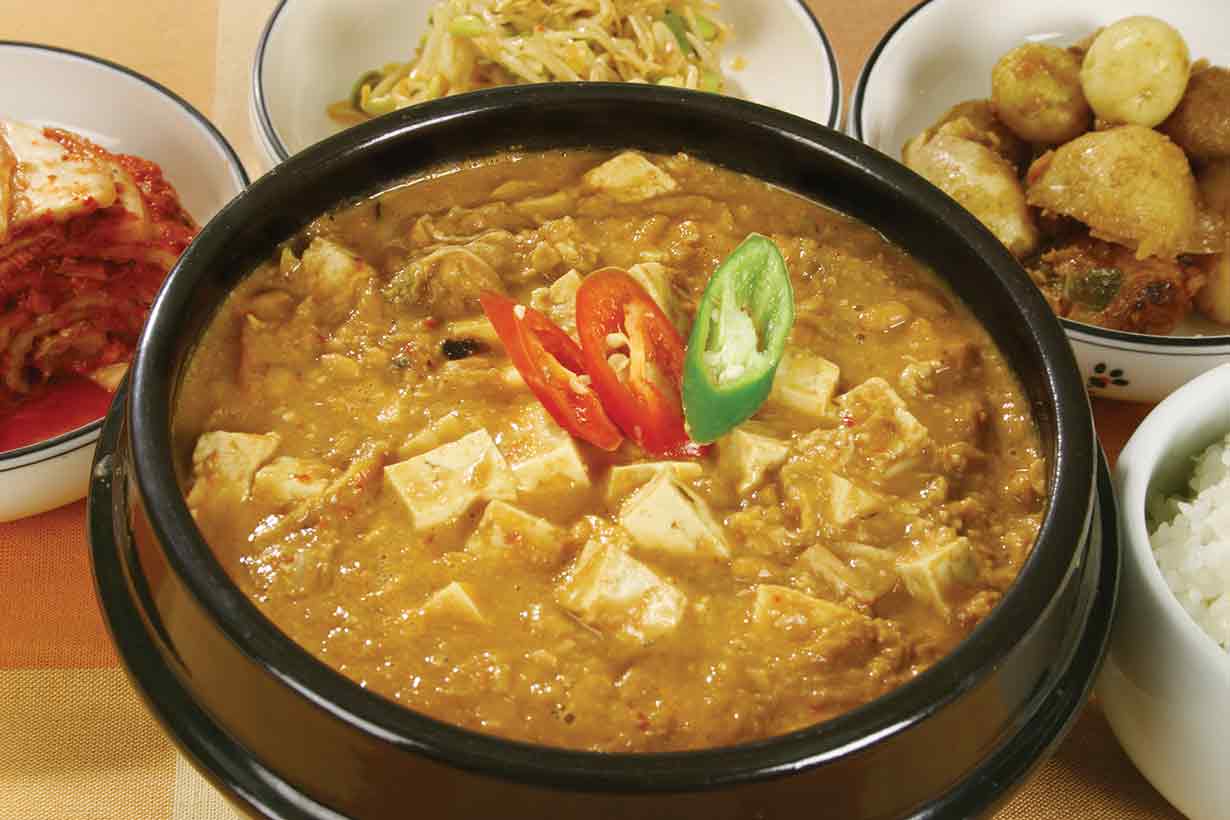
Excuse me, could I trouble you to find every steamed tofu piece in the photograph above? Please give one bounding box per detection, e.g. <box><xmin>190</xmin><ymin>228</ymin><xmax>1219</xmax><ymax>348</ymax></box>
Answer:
<box><xmin>556</xmin><ymin>541</ymin><xmax>686</xmax><ymax>645</ymax></box>
<box><xmin>606</xmin><ymin>461</ymin><xmax>703</xmax><ymax>506</ymax></box>
<box><xmin>528</xmin><ymin>269</ymin><xmax>582</xmax><ymax>338</ymax></box>
<box><xmin>0</xmin><ymin>119</ymin><xmax>116</xmax><ymax>237</ymax></box>
<box><xmin>822</xmin><ymin>472</ymin><xmax>885</xmax><ymax>526</ymax></box>
<box><xmin>718</xmin><ymin>429</ymin><xmax>789</xmax><ymax>494</ymax></box>
<box><xmin>299</xmin><ymin>237</ymin><xmax>375</xmax><ymax>325</ymax></box>
<box><xmin>835</xmin><ymin>377</ymin><xmax>932</xmax><ymax>477</ymax></box>
<box><xmin>618</xmin><ymin>471</ymin><xmax>730</xmax><ymax>558</ymax></box>
<box><xmin>583</xmin><ymin>152</ymin><xmax>678</xmax><ymax>203</ymax></box>
<box><xmin>796</xmin><ymin>542</ymin><xmax>898</xmax><ymax>604</ymax></box>
<box><xmin>422</xmin><ymin>582</ymin><xmax>485</xmax><ymax>625</ymax></box>
<box><xmin>751</xmin><ymin>585</ymin><xmax>897</xmax><ymax>662</ymax></box>
<box><xmin>896</xmin><ymin>532</ymin><xmax>979</xmax><ymax>619</ymax></box>
<box><xmin>252</xmin><ymin>456</ymin><xmax>332</xmax><ymax>506</ymax></box>
<box><xmin>186</xmin><ymin>431</ymin><xmax>281</xmax><ymax>510</ymax></box>
<box><xmin>383</xmin><ymin>429</ymin><xmax>517</xmax><ymax>531</ymax></box>
<box><xmin>751</xmin><ymin>585</ymin><xmax>869</xmax><ymax>635</ymax></box>
<box><xmin>505</xmin><ymin>404</ymin><xmax>590</xmax><ymax>500</ymax></box>
<box><xmin>465</xmin><ymin>500</ymin><xmax>568</xmax><ymax>568</ymax></box>
<box><xmin>766</xmin><ymin>351</ymin><xmax>840</xmax><ymax>418</ymax></box>
<box><xmin>513</xmin><ymin>439</ymin><xmax>590</xmax><ymax>499</ymax></box>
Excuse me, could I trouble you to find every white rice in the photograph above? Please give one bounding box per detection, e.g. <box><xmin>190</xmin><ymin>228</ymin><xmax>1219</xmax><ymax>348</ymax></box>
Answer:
<box><xmin>1148</xmin><ymin>432</ymin><xmax>1230</xmax><ymax>652</ymax></box>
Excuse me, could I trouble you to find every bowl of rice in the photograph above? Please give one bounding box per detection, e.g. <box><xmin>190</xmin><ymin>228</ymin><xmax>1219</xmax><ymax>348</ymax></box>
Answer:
<box><xmin>1101</xmin><ymin>362</ymin><xmax>1230</xmax><ymax>820</ymax></box>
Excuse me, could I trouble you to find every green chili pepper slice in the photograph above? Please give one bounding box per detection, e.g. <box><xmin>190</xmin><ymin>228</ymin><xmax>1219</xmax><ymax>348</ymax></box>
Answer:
<box><xmin>682</xmin><ymin>234</ymin><xmax>795</xmax><ymax>443</ymax></box>
<box><xmin>661</xmin><ymin>9</ymin><xmax>696</xmax><ymax>56</ymax></box>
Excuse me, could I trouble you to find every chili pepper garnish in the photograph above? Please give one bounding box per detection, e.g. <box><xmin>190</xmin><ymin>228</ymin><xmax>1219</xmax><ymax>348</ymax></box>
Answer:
<box><xmin>682</xmin><ymin>233</ymin><xmax>795</xmax><ymax>443</ymax></box>
<box><xmin>575</xmin><ymin>267</ymin><xmax>703</xmax><ymax>458</ymax></box>
<box><xmin>479</xmin><ymin>291</ymin><xmax>623</xmax><ymax>451</ymax></box>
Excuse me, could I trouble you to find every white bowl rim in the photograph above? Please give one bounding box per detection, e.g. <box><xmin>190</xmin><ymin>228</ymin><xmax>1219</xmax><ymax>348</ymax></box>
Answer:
<box><xmin>1115</xmin><ymin>362</ymin><xmax>1230</xmax><ymax>674</ymax></box>
<box><xmin>0</xmin><ymin>39</ymin><xmax>251</xmax><ymax>466</ymax></box>
<box><xmin>846</xmin><ymin>0</ymin><xmax>1230</xmax><ymax>352</ymax></box>
<box><xmin>251</xmin><ymin>0</ymin><xmax>843</xmax><ymax>163</ymax></box>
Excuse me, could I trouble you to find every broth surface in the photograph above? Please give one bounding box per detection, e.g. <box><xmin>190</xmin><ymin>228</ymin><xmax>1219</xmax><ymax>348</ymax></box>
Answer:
<box><xmin>176</xmin><ymin>150</ymin><xmax>1044</xmax><ymax>752</ymax></box>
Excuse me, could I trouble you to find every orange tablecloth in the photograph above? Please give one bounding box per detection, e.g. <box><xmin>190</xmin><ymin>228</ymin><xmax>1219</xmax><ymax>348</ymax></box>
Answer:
<box><xmin>0</xmin><ymin>1</ymin><xmax>1187</xmax><ymax>817</ymax></box>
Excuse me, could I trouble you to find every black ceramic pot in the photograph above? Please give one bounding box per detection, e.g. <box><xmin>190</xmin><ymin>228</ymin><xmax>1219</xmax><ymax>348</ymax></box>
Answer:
<box><xmin>89</xmin><ymin>84</ymin><xmax>1117</xmax><ymax>820</ymax></box>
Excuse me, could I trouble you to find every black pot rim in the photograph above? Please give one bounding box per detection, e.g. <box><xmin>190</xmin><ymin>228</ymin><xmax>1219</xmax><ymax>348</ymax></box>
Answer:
<box><xmin>122</xmin><ymin>84</ymin><xmax>1096</xmax><ymax>791</ymax></box>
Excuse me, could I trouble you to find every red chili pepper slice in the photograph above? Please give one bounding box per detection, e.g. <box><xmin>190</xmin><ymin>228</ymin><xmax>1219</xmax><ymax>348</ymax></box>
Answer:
<box><xmin>575</xmin><ymin>268</ymin><xmax>704</xmax><ymax>458</ymax></box>
<box><xmin>479</xmin><ymin>291</ymin><xmax>623</xmax><ymax>451</ymax></box>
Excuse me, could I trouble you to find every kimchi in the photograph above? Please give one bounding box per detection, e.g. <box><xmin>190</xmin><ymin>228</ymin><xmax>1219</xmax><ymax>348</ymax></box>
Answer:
<box><xmin>0</xmin><ymin>119</ymin><xmax>197</xmax><ymax>449</ymax></box>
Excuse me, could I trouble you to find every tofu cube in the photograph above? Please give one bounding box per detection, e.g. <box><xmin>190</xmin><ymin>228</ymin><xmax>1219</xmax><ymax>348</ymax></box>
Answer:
<box><xmin>422</xmin><ymin>582</ymin><xmax>485</xmax><ymax>625</ymax></box>
<box><xmin>501</xmin><ymin>403</ymin><xmax>591</xmax><ymax>499</ymax></box>
<box><xmin>835</xmin><ymin>377</ymin><xmax>931</xmax><ymax>477</ymax></box>
<box><xmin>606</xmin><ymin>461</ymin><xmax>704</xmax><ymax>506</ymax></box>
<box><xmin>186</xmin><ymin>431</ymin><xmax>280</xmax><ymax>510</ymax></box>
<box><xmin>751</xmin><ymin>585</ymin><xmax>900</xmax><ymax>664</ymax></box>
<box><xmin>618</xmin><ymin>471</ymin><xmax>729</xmax><ymax>558</ymax></box>
<box><xmin>583</xmin><ymin>152</ymin><xmax>678</xmax><ymax>203</ymax></box>
<box><xmin>896</xmin><ymin>532</ymin><xmax>979</xmax><ymax>619</ymax></box>
<box><xmin>556</xmin><ymin>541</ymin><xmax>686</xmax><ymax>644</ymax></box>
<box><xmin>767</xmin><ymin>351</ymin><xmax>840</xmax><ymax>418</ymax></box>
<box><xmin>465</xmin><ymin>500</ymin><xmax>568</xmax><ymax>568</ymax></box>
<box><xmin>512</xmin><ymin>438</ymin><xmax>590</xmax><ymax>499</ymax></box>
<box><xmin>528</xmin><ymin>269</ymin><xmax>582</xmax><ymax>338</ymax></box>
<box><xmin>824</xmin><ymin>472</ymin><xmax>884</xmax><ymax>526</ymax></box>
<box><xmin>252</xmin><ymin>456</ymin><xmax>332</xmax><ymax>506</ymax></box>
<box><xmin>718</xmin><ymin>429</ymin><xmax>789</xmax><ymax>494</ymax></box>
<box><xmin>796</xmin><ymin>542</ymin><xmax>898</xmax><ymax>604</ymax></box>
<box><xmin>751</xmin><ymin>584</ymin><xmax>859</xmax><ymax>631</ymax></box>
<box><xmin>384</xmin><ymin>429</ymin><xmax>517</xmax><ymax>531</ymax></box>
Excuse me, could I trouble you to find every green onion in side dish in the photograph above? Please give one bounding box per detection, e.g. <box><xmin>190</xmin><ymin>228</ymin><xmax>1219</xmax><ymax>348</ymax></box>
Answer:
<box><xmin>662</xmin><ymin>9</ymin><xmax>696</xmax><ymax>56</ymax></box>
<box><xmin>683</xmin><ymin>234</ymin><xmax>795</xmax><ymax>443</ymax></box>
<box><xmin>447</xmin><ymin>14</ymin><xmax>487</xmax><ymax>37</ymax></box>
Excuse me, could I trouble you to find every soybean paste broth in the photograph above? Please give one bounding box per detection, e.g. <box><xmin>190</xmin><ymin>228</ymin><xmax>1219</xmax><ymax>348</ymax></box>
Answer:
<box><xmin>175</xmin><ymin>150</ymin><xmax>1045</xmax><ymax>752</ymax></box>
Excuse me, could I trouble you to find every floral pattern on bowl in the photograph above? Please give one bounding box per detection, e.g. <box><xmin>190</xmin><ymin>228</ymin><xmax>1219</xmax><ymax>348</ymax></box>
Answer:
<box><xmin>1065</xmin><ymin>320</ymin><xmax>1230</xmax><ymax>403</ymax></box>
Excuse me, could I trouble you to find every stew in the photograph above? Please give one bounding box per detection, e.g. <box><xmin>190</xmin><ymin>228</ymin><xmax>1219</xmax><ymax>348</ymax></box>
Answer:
<box><xmin>176</xmin><ymin>150</ymin><xmax>1045</xmax><ymax>752</ymax></box>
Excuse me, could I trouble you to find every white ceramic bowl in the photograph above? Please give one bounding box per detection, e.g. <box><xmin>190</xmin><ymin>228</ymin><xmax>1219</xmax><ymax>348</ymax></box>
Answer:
<box><xmin>0</xmin><ymin>42</ymin><xmax>249</xmax><ymax>522</ymax></box>
<box><xmin>1098</xmin><ymin>363</ymin><xmax>1230</xmax><ymax>820</ymax></box>
<box><xmin>848</xmin><ymin>0</ymin><xmax>1230</xmax><ymax>403</ymax></box>
<box><xmin>252</xmin><ymin>0</ymin><xmax>840</xmax><ymax>166</ymax></box>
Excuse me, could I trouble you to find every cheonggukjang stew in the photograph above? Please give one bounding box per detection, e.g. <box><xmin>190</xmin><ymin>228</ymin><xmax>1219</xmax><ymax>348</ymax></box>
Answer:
<box><xmin>175</xmin><ymin>150</ymin><xmax>1045</xmax><ymax>753</ymax></box>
